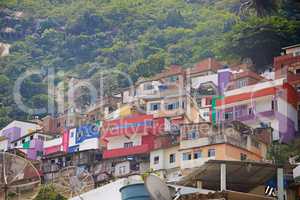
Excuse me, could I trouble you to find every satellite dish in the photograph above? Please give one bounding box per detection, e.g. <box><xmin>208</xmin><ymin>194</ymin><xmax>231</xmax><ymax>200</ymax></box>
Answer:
<box><xmin>0</xmin><ymin>152</ymin><xmax>41</xmax><ymax>200</ymax></box>
<box><xmin>52</xmin><ymin>166</ymin><xmax>94</xmax><ymax>199</ymax></box>
<box><xmin>145</xmin><ymin>175</ymin><xmax>172</xmax><ymax>200</ymax></box>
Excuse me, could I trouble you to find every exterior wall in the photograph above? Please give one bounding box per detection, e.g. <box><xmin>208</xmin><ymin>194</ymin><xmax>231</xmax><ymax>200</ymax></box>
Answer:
<box><xmin>146</xmin><ymin>97</ymin><xmax>186</xmax><ymax>118</ymax></box>
<box><xmin>43</xmin><ymin>137</ymin><xmax>63</xmax><ymax>156</ymax></box>
<box><xmin>28</xmin><ymin>139</ymin><xmax>43</xmax><ymax>160</ymax></box>
<box><xmin>180</xmin><ymin>144</ymin><xmax>220</xmax><ymax>169</ymax></box>
<box><xmin>67</xmin><ymin>124</ymin><xmax>100</xmax><ymax>153</ymax></box>
<box><xmin>150</xmin><ymin>149</ymin><xmax>164</xmax><ymax>170</ymax></box>
<box><xmin>224</xmin><ymin>144</ymin><xmax>262</xmax><ymax>161</ymax></box>
<box><xmin>122</xmin><ymin>90</ymin><xmax>135</xmax><ymax>104</ymax></box>
<box><xmin>146</xmin><ymin>96</ymin><xmax>199</xmax><ymax>122</ymax></box>
<box><xmin>0</xmin><ymin>139</ymin><xmax>8</xmax><ymax>151</ymax></box>
<box><xmin>102</xmin><ymin>115</ymin><xmax>166</xmax><ymax>158</ymax></box>
<box><xmin>40</xmin><ymin>116</ymin><xmax>58</xmax><ymax>134</ymax></box>
<box><xmin>150</xmin><ymin>145</ymin><xmax>180</xmax><ymax>171</ymax></box>
<box><xmin>114</xmin><ymin>161</ymin><xmax>131</xmax><ymax>177</ymax></box>
<box><xmin>278</xmin><ymin>97</ymin><xmax>298</xmax><ymax>130</ymax></box>
<box><xmin>135</xmin><ymin>80</ymin><xmax>162</xmax><ymax>97</ymax></box>
<box><xmin>191</xmin><ymin>74</ymin><xmax>218</xmax><ymax>90</ymax></box>
<box><xmin>285</xmin><ymin>46</ymin><xmax>300</xmax><ymax>55</ymax></box>
<box><xmin>180</xmin><ymin>143</ymin><xmax>263</xmax><ymax>169</ymax></box>
<box><xmin>0</xmin><ymin>121</ymin><xmax>40</xmax><ymax>138</ymax></box>
<box><xmin>218</xmin><ymin>69</ymin><xmax>231</xmax><ymax>94</ymax></box>
<box><xmin>199</xmin><ymin>107</ymin><xmax>211</xmax><ymax>121</ymax></box>
<box><xmin>215</xmin><ymin>80</ymin><xmax>298</xmax><ymax>142</ymax></box>
<box><xmin>107</xmin><ymin>135</ymin><xmax>142</xmax><ymax>150</ymax></box>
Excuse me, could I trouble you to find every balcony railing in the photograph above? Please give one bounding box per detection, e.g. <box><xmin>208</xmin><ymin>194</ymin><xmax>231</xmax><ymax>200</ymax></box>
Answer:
<box><xmin>208</xmin><ymin>134</ymin><xmax>247</xmax><ymax>149</ymax></box>
<box><xmin>181</xmin><ymin>134</ymin><xmax>247</xmax><ymax>149</ymax></box>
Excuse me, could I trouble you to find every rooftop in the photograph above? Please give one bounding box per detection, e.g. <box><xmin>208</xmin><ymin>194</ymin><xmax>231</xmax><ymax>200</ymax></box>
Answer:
<box><xmin>178</xmin><ymin>160</ymin><xmax>295</xmax><ymax>192</ymax></box>
<box><xmin>282</xmin><ymin>44</ymin><xmax>300</xmax><ymax>50</ymax></box>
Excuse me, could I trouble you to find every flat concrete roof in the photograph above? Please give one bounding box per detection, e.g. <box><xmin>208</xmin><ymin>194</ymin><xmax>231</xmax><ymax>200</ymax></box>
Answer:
<box><xmin>179</xmin><ymin>190</ymin><xmax>275</xmax><ymax>200</ymax></box>
<box><xmin>178</xmin><ymin>160</ymin><xmax>295</xmax><ymax>192</ymax></box>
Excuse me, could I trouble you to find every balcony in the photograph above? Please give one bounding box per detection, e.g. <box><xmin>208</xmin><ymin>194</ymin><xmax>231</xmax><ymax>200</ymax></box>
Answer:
<box><xmin>103</xmin><ymin>144</ymin><xmax>151</xmax><ymax>159</ymax></box>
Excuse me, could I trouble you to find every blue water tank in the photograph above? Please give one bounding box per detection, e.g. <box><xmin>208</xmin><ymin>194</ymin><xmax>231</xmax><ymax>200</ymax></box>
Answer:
<box><xmin>119</xmin><ymin>183</ymin><xmax>151</xmax><ymax>200</ymax></box>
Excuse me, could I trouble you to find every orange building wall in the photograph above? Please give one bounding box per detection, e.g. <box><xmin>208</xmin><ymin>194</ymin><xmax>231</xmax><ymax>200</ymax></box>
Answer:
<box><xmin>183</xmin><ymin>143</ymin><xmax>263</xmax><ymax>162</ymax></box>
<box><xmin>224</xmin><ymin>144</ymin><xmax>262</xmax><ymax>161</ymax></box>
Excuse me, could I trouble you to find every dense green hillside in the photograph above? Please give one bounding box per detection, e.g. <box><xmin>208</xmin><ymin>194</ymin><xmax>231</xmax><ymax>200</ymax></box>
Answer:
<box><xmin>0</xmin><ymin>0</ymin><xmax>299</xmax><ymax>127</ymax></box>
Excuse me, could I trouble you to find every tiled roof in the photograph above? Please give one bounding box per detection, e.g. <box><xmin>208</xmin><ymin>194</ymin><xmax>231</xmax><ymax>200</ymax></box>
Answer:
<box><xmin>189</xmin><ymin>58</ymin><xmax>222</xmax><ymax>74</ymax></box>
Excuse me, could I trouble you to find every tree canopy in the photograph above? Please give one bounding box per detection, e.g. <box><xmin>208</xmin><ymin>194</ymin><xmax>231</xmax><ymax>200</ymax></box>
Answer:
<box><xmin>0</xmin><ymin>0</ymin><xmax>299</xmax><ymax>125</ymax></box>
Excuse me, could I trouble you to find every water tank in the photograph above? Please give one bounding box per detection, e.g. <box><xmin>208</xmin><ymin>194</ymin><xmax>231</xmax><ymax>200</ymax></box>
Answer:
<box><xmin>119</xmin><ymin>183</ymin><xmax>150</xmax><ymax>200</ymax></box>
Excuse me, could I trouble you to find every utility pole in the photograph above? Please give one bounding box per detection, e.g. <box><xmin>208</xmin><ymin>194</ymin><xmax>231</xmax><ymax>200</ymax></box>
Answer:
<box><xmin>277</xmin><ymin>167</ymin><xmax>284</xmax><ymax>200</ymax></box>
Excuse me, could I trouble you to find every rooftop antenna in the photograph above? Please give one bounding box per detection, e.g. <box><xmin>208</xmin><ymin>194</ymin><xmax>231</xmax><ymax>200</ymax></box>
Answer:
<box><xmin>52</xmin><ymin>166</ymin><xmax>94</xmax><ymax>199</ymax></box>
<box><xmin>0</xmin><ymin>152</ymin><xmax>41</xmax><ymax>200</ymax></box>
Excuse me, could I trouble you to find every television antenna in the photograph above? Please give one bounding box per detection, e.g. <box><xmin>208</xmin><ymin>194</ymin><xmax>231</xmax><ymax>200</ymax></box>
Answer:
<box><xmin>52</xmin><ymin>166</ymin><xmax>94</xmax><ymax>199</ymax></box>
<box><xmin>0</xmin><ymin>152</ymin><xmax>41</xmax><ymax>200</ymax></box>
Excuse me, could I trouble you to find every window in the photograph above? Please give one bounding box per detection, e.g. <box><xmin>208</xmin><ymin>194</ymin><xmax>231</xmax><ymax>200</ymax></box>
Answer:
<box><xmin>251</xmin><ymin>139</ymin><xmax>260</xmax><ymax>149</ymax></box>
<box><xmin>194</xmin><ymin>151</ymin><xmax>202</xmax><ymax>159</ymax></box>
<box><xmin>206</xmin><ymin>98</ymin><xmax>212</xmax><ymax>105</ymax></box>
<box><xmin>203</xmin><ymin>112</ymin><xmax>209</xmax><ymax>117</ymax></box>
<box><xmin>240</xmin><ymin>153</ymin><xmax>247</xmax><ymax>161</ymax></box>
<box><xmin>208</xmin><ymin>149</ymin><xmax>216</xmax><ymax>157</ymax></box>
<box><xmin>294</xmin><ymin>51</ymin><xmax>300</xmax><ymax>57</ymax></box>
<box><xmin>150</xmin><ymin>103</ymin><xmax>161</xmax><ymax>111</ymax></box>
<box><xmin>165</xmin><ymin>102</ymin><xmax>179</xmax><ymax>110</ymax></box>
<box><xmin>30</xmin><ymin>135</ymin><xmax>34</xmax><ymax>140</ymax></box>
<box><xmin>22</xmin><ymin>139</ymin><xmax>25</xmax><ymax>144</ymax></box>
<box><xmin>296</xmin><ymin>68</ymin><xmax>300</xmax><ymax>74</ymax></box>
<box><xmin>144</xmin><ymin>83</ymin><xmax>154</xmax><ymax>90</ymax></box>
<box><xmin>187</xmin><ymin>130</ymin><xmax>198</xmax><ymax>140</ymax></box>
<box><xmin>182</xmin><ymin>101</ymin><xmax>185</xmax><ymax>109</ymax></box>
<box><xmin>224</xmin><ymin>112</ymin><xmax>233</xmax><ymax>120</ymax></box>
<box><xmin>166</xmin><ymin>75</ymin><xmax>179</xmax><ymax>82</ymax></box>
<box><xmin>169</xmin><ymin>154</ymin><xmax>176</xmax><ymax>163</ymax></box>
<box><xmin>14</xmin><ymin>142</ymin><xmax>17</xmax><ymax>147</ymax></box>
<box><xmin>154</xmin><ymin>156</ymin><xmax>159</xmax><ymax>164</ymax></box>
<box><xmin>124</xmin><ymin>142</ymin><xmax>133</xmax><ymax>148</ymax></box>
<box><xmin>182</xmin><ymin>152</ymin><xmax>192</xmax><ymax>161</ymax></box>
<box><xmin>236</xmin><ymin>79</ymin><xmax>247</xmax><ymax>88</ymax></box>
<box><xmin>296</xmin><ymin>84</ymin><xmax>300</xmax><ymax>93</ymax></box>
<box><xmin>66</xmin><ymin>156</ymin><xmax>71</xmax><ymax>162</ymax></box>
<box><xmin>119</xmin><ymin>166</ymin><xmax>126</xmax><ymax>175</ymax></box>
<box><xmin>248</xmin><ymin>107</ymin><xmax>253</xmax><ymax>115</ymax></box>
<box><xmin>38</xmin><ymin>136</ymin><xmax>44</xmax><ymax>141</ymax></box>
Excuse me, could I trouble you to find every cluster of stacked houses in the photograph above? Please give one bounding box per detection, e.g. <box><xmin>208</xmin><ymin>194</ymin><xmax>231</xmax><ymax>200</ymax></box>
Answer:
<box><xmin>0</xmin><ymin>45</ymin><xmax>300</xmax><ymax>194</ymax></box>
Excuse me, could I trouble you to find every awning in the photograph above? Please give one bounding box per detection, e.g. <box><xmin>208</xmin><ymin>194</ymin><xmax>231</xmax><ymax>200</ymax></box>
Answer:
<box><xmin>178</xmin><ymin>160</ymin><xmax>294</xmax><ymax>192</ymax></box>
<box><xmin>179</xmin><ymin>190</ymin><xmax>275</xmax><ymax>200</ymax></box>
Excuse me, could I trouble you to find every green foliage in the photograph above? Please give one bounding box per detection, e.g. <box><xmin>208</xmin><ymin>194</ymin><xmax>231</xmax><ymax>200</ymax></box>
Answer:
<box><xmin>218</xmin><ymin>16</ymin><xmax>300</xmax><ymax>71</ymax></box>
<box><xmin>268</xmin><ymin>139</ymin><xmax>300</xmax><ymax>165</ymax></box>
<box><xmin>0</xmin><ymin>0</ymin><xmax>299</xmax><ymax>127</ymax></box>
<box><xmin>34</xmin><ymin>185</ymin><xmax>67</xmax><ymax>200</ymax></box>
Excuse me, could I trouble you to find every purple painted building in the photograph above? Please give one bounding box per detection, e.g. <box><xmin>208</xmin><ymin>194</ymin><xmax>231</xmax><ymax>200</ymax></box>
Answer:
<box><xmin>214</xmin><ymin>79</ymin><xmax>299</xmax><ymax>143</ymax></box>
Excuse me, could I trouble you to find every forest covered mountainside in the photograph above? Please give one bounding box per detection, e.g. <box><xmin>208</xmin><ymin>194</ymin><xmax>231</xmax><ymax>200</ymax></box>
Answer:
<box><xmin>0</xmin><ymin>0</ymin><xmax>300</xmax><ymax>127</ymax></box>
